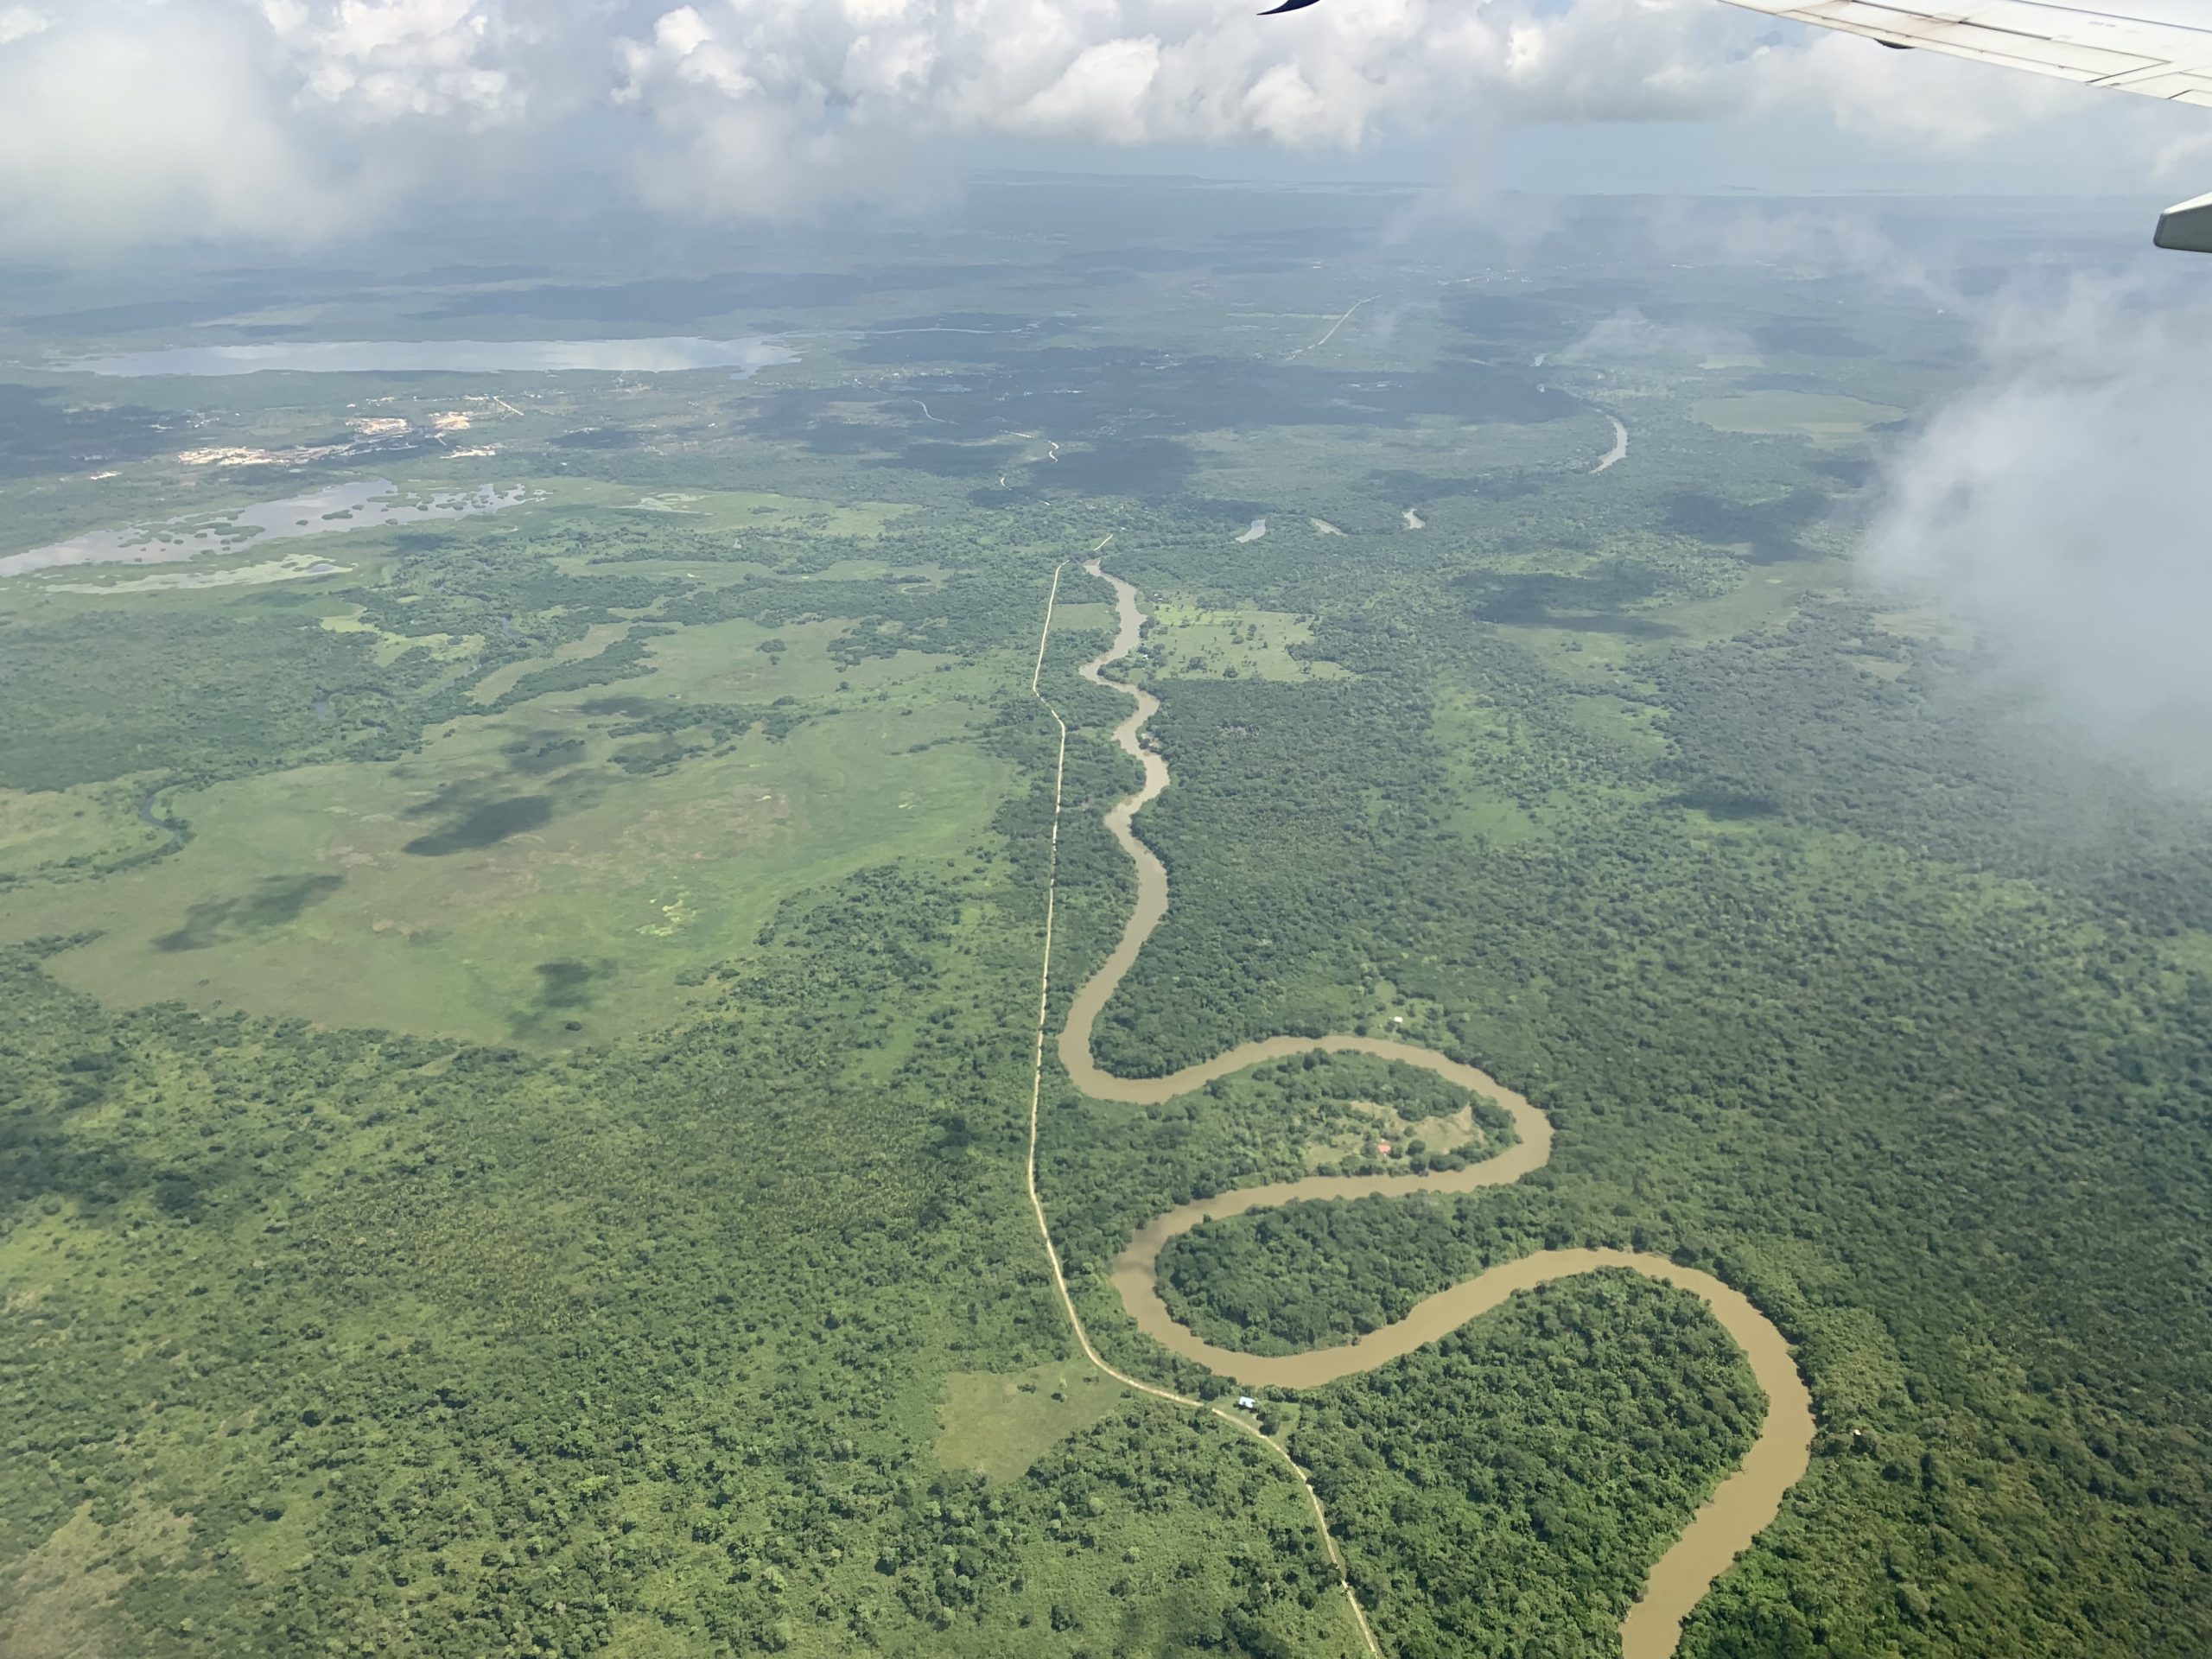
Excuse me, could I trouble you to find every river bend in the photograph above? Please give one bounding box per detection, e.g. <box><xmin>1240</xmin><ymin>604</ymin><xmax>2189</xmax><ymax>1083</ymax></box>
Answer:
<box><xmin>1049</xmin><ymin>559</ymin><xmax>1815</xmax><ymax>1659</ymax></box>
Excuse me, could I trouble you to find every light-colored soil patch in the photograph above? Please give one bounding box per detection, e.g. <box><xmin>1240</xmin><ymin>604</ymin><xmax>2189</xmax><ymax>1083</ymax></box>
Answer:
<box><xmin>1236</xmin><ymin>517</ymin><xmax>1268</xmax><ymax>543</ymax></box>
<box><xmin>1592</xmin><ymin>416</ymin><xmax>1630</xmax><ymax>473</ymax></box>
<box><xmin>1402</xmin><ymin>509</ymin><xmax>1425</xmax><ymax>530</ymax></box>
<box><xmin>937</xmin><ymin>1362</ymin><xmax>1127</xmax><ymax>1482</ymax></box>
<box><xmin>1308</xmin><ymin>518</ymin><xmax>1344</xmax><ymax>536</ymax></box>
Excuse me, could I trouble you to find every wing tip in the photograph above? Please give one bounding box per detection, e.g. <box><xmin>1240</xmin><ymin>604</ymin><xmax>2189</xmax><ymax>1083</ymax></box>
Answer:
<box><xmin>2155</xmin><ymin>190</ymin><xmax>2212</xmax><ymax>254</ymax></box>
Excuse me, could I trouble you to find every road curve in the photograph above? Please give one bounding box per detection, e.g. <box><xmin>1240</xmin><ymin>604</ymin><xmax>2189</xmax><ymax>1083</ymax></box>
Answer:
<box><xmin>1039</xmin><ymin>558</ymin><xmax>1815</xmax><ymax>1659</ymax></box>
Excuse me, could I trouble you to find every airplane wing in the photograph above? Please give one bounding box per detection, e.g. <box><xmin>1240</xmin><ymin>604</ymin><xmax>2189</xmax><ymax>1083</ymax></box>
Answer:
<box><xmin>1720</xmin><ymin>1</ymin><xmax>2212</xmax><ymax>249</ymax></box>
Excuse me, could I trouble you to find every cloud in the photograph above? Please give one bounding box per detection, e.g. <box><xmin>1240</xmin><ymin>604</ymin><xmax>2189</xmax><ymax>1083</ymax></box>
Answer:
<box><xmin>1863</xmin><ymin>279</ymin><xmax>2212</xmax><ymax>791</ymax></box>
<box><xmin>612</xmin><ymin>0</ymin><xmax>1752</xmax><ymax>166</ymax></box>
<box><xmin>1554</xmin><ymin>307</ymin><xmax>1751</xmax><ymax>365</ymax></box>
<box><xmin>0</xmin><ymin>0</ymin><xmax>2193</xmax><ymax>250</ymax></box>
<box><xmin>0</xmin><ymin>6</ymin><xmax>350</xmax><ymax>247</ymax></box>
<box><xmin>1745</xmin><ymin>28</ymin><xmax>2087</xmax><ymax>146</ymax></box>
<box><xmin>0</xmin><ymin>6</ymin><xmax>47</xmax><ymax>47</ymax></box>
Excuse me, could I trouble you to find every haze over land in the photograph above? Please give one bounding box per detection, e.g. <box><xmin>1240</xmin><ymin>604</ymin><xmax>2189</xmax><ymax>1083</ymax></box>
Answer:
<box><xmin>2</xmin><ymin>7</ymin><xmax>2210</xmax><ymax>1659</ymax></box>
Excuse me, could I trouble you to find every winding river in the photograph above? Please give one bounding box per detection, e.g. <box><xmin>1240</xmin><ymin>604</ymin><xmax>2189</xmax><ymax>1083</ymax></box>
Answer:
<box><xmin>1029</xmin><ymin>558</ymin><xmax>1815</xmax><ymax>1659</ymax></box>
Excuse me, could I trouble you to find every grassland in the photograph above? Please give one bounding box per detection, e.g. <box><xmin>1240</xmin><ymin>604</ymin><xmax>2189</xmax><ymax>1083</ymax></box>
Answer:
<box><xmin>0</xmin><ymin>781</ymin><xmax>168</xmax><ymax>882</ymax></box>
<box><xmin>1691</xmin><ymin>390</ymin><xmax>1904</xmax><ymax>443</ymax></box>
<box><xmin>1141</xmin><ymin>600</ymin><xmax>1349</xmax><ymax>683</ymax></box>
<box><xmin>0</xmin><ymin>626</ymin><xmax>1008</xmax><ymax>1045</ymax></box>
<box><xmin>936</xmin><ymin>1363</ymin><xmax>1130</xmax><ymax>1484</ymax></box>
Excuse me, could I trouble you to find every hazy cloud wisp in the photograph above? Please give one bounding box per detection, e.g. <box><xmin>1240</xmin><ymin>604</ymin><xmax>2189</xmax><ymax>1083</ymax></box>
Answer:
<box><xmin>1865</xmin><ymin>282</ymin><xmax>2212</xmax><ymax>791</ymax></box>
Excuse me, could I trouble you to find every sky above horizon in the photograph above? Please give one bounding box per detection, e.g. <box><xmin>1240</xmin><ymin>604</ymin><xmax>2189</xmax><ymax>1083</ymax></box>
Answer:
<box><xmin>0</xmin><ymin>0</ymin><xmax>2205</xmax><ymax>256</ymax></box>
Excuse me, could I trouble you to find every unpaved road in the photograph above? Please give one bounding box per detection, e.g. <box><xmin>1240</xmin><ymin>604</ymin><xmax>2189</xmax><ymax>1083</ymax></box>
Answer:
<box><xmin>1288</xmin><ymin>294</ymin><xmax>1383</xmax><ymax>361</ymax></box>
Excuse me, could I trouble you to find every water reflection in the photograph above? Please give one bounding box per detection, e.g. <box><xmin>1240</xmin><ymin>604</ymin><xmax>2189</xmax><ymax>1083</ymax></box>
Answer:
<box><xmin>1</xmin><ymin>480</ymin><xmax>526</xmax><ymax>576</ymax></box>
<box><xmin>60</xmin><ymin>336</ymin><xmax>800</xmax><ymax>378</ymax></box>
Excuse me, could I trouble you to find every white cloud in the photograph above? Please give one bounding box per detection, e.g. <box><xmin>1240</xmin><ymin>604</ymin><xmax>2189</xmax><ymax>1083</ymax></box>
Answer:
<box><xmin>1555</xmin><ymin>307</ymin><xmax>1751</xmax><ymax>365</ymax></box>
<box><xmin>0</xmin><ymin>7</ymin><xmax>352</xmax><ymax>247</ymax></box>
<box><xmin>0</xmin><ymin>6</ymin><xmax>48</xmax><ymax>47</ymax></box>
<box><xmin>1746</xmin><ymin>29</ymin><xmax>2086</xmax><ymax>146</ymax></box>
<box><xmin>1864</xmin><ymin>279</ymin><xmax>2212</xmax><ymax>791</ymax></box>
<box><xmin>0</xmin><ymin>0</ymin><xmax>2197</xmax><ymax>248</ymax></box>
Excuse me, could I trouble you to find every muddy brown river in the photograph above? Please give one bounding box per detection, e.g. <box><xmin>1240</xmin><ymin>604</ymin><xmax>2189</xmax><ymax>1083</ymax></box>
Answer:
<box><xmin>1049</xmin><ymin>559</ymin><xmax>1815</xmax><ymax>1659</ymax></box>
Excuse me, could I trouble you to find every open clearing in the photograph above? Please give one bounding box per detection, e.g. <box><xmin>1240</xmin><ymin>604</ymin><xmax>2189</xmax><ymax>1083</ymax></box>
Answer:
<box><xmin>529</xmin><ymin>477</ymin><xmax>915</xmax><ymax>538</ymax></box>
<box><xmin>1146</xmin><ymin>601</ymin><xmax>1348</xmax><ymax>683</ymax></box>
<box><xmin>936</xmin><ymin>1363</ymin><xmax>1127</xmax><ymax>1483</ymax></box>
<box><xmin>1691</xmin><ymin>391</ymin><xmax>1903</xmax><ymax>444</ymax></box>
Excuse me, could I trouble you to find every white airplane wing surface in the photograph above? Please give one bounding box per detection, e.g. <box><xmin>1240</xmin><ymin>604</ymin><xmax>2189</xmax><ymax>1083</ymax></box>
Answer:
<box><xmin>1722</xmin><ymin>0</ymin><xmax>2212</xmax><ymax>248</ymax></box>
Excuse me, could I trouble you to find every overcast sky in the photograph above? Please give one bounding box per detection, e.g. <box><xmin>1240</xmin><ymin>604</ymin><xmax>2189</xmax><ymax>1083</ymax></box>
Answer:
<box><xmin>0</xmin><ymin>0</ymin><xmax>2205</xmax><ymax>253</ymax></box>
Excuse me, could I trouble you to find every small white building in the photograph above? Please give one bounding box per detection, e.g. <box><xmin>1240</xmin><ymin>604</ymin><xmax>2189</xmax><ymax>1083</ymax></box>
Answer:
<box><xmin>1236</xmin><ymin>1395</ymin><xmax>1258</xmax><ymax>1411</ymax></box>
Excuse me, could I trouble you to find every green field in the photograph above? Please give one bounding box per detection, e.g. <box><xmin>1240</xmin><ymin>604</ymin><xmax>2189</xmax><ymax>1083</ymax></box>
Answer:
<box><xmin>936</xmin><ymin>1363</ymin><xmax>1131</xmax><ymax>1484</ymax></box>
<box><xmin>1691</xmin><ymin>390</ymin><xmax>1904</xmax><ymax>443</ymax></box>
<box><xmin>2</xmin><ymin>708</ymin><xmax>1002</xmax><ymax>1044</ymax></box>
<box><xmin>1142</xmin><ymin>600</ymin><xmax>1349</xmax><ymax>683</ymax></box>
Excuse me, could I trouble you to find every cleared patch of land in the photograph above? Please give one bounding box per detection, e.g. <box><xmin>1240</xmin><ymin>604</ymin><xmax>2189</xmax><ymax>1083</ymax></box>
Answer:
<box><xmin>320</xmin><ymin>607</ymin><xmax>486</xmax><ymax>668</ymax></box>
<box><xmin>1145</xmin><ymin>601</ymin><xmax>1348</xmax><ymax>683</ymax></box>
<box><xmin>936</xmin><ymin>1363</ymin><xmax>1128</xmax><ymax>1483</ymax></box>
<box><xmin>1692</xmin><ymin>391</ymin><xmax>1903</xmax><ymax>445</ymax></box>
<box><xmin>530</xmin><ymin>477</ymin><xmax>915</xmax><ymax>538</ymax></box>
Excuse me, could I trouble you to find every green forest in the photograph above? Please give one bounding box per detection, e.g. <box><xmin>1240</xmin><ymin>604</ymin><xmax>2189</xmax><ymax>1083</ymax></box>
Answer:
<box><xmin>3</xmin><ymin>213</ymin><xmax>2209</xmax><ymax>1659</ymax></box>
